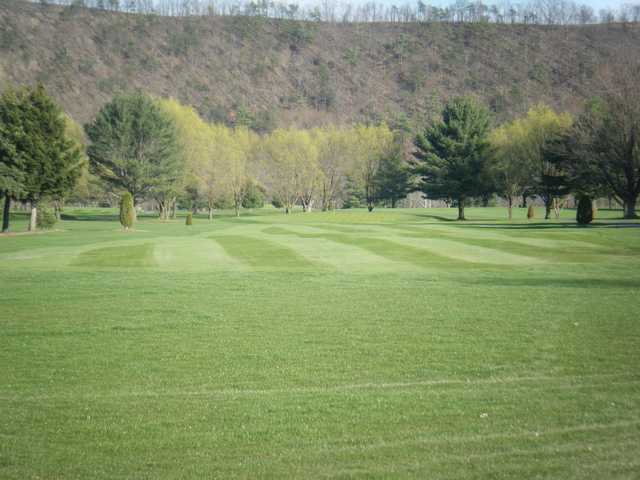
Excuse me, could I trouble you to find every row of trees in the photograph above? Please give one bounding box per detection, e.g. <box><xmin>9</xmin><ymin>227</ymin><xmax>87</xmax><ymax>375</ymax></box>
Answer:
<box><xmin>2</xmin><ymin>56</ymin><xmax>638</xmax><ymax>231</ymax></box>
<box><xmin>413</xmin><ymin>90</ymin><xmax>640</xmax><ymax>221</ymax></box>
<box><xmin>33</xmin><ymin>0</ymin><xmax>640</xmax><ymax>25</ymax></box>
<box><xmin>81</xmin><ymin>92</ymin><xmax>411</xmax><ymax>221</ymax></box>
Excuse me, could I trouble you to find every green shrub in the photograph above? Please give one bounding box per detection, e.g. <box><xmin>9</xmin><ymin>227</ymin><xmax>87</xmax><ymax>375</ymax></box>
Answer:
<box><xmin>527</xmin><ymin>205</ymin><xmax>535</xmax><ymax>219</ymax></box>
<box><xmin>119</xmin><ymin>192</ymin><xmax>135</xmax><ymax>230</ymax></box>
<box><xmin>271</xmin><ymin>196</ymin><xmax>284</xmax><ymax>209</ymax></box>
<box><xmin>185</xmin><ymin>212</ymin><xmax>193</xmax><ymax>226</ymax></box>
<box><xmin>577</xmin><ymin>195</ymin><xmax>594</xmax><ymax>225</ymax></box>
<box><xmin>243</xmin><ymin>181</ymin><xmax>266</xmax><ymax>208</ymax></box>
<box><xmin>36</xmin><ymin>204</ymin><xmax>57</xmax><ymax>230</ymax></box>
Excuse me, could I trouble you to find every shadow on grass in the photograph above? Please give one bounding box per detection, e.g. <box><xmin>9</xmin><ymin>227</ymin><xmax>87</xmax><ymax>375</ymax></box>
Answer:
<box><xmin>448</xmin><ymin>222</ymin><xmax>640</xmax><ymax>230</ymax></box>
<box><xmin>464</xmin><ymin>277</ymin><xmax>640</xmax><ymax>289</ymax></box>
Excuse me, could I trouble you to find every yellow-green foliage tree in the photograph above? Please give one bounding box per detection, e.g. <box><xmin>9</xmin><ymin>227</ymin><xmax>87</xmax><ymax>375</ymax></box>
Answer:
<box><xmin>490</xmin><ymin>119</ymin><xmax>531</xmax><ymax>220</ymax></box>
<box><xmin>311</xmin><ymin>125</ymin><xmax>353</xmax><ymax>211</ymax></box>
<box><xmin>157</xmin><ymin>98</ymin><xmax>208</xmax><ymax>219</ymax></box>
<box><xmin>261</xmin><ymin>128</ymin><xmax>321</xmax><ymax>213</ymax></box>
<box><xmin>223</xmin><ymin>126</ymin><xmax>258</xmax><ymax>217</ymax></box>
<box><xmin>65</xmin><ymin>114</ymin><xmax>108</xmax><ymax>208</ymax></box>
<box><xmin>350</xmin><ymin>124</ymin><xmax>394</xmax><ymax>212</ymax></box>
<box><xmin>519</xmin><ymin>105</ymin><xmax>573</xmax><ymax>219</ymax></box>
<box><xmin>56</xmin><ymin>114</ymin><xmax>89</xmax><ymax>218</ymax></box>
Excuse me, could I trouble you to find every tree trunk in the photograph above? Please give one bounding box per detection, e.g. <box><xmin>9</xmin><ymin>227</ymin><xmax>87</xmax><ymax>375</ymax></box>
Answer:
<box><xmin>170</xmin><ymin>197</ymin><xmax>177</xmax><ymax>219</ymax></box>
<box><xmin>158</xmin><ymin>201</ymin><xmax>167</xmax><ymax>221</ymax></box>
<box><xmin>522</xmin><ymin>194</ymin><xmax>527</xmax><ymax>208</ymax></box>
<box><xmin>208</xmin><ymin>207</ymin><xmax>214</xmax><ymax>221</ymax></box>
<box><xmin>544</xmin><ymin>196</ymin><xmax>552</xmax><ymax>220</ymax></box>
<box><xmin>624</xmin><ymin>198</ymin><xmax>638</xmax><ymax>219</ymax></box>
<box><xmin>553</xmin><ymin>198</ymin><xmax>562</xmax><ymax>219</ymax></box>
<box><xmin>2</xmin><ymin>194</ymin><xmax>10</xmax><ymax>233</ymax></box>
<box><xmin>29</xmin><ymin>203</ymin><xmax>37</xmax><ymax>232</ymax></box>
<box><xmin>54</xmin><ymin>200</ymin><xmax>62</xmax><ymax>221</ymax></box>
<box><xmin>391</xmin><ymin>199</ymin><xmax>397</xmax><ymax>209</ymax></box>
<box><xmin>457</xmin><ymin>197</ymin><xmax>465</xmax><ymax>220</ymax></box>
<box><xmin>507</xmin><ymin>196</ymin><xmax>513</xmax><ymax>221</ymax></box>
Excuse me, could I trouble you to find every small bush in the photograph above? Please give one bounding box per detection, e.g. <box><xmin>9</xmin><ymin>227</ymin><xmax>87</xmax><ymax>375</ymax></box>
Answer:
<box><xmin>577</xmin><ymin>195</ymin><xmax>594</xmax><ymax>225</ymax></box>
<box><xmin>243</xmin><ymin>181</ymin><xmax>266</xmax><ymax>208</ymax></box>
<box><xmin>527</xmin><ymin>205</ymin><xmax>535</xmax><ymax>219</ymax></box>
<box><xmin>119</xmin><ymin>192</ymin><xmax>135</xmax><ymax>230</ymax></box>
<box><xmin>36</xmin><ymin>204</ymin><xmax>57</xmax><ymax>230</ymax></box>
<box><xmin>185</xmin><ymin>212</ymin><xmax>193</xmax><ymax>226</ymax></box>
<box><xmin>271</xmin><ymin>196</ymin><xmax>284</xmax><ymax>209</ymax></box>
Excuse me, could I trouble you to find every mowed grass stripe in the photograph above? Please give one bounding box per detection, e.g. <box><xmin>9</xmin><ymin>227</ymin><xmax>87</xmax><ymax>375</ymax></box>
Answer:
<box><xmin>211</xmin><ymin>234</ymin><xmax>318</xmax><ymax>270</ymax></box>
<box><xmin>382</xmin><ymin>225</ymin><xmax>608</xmax><ymax>263</ymax></box>
<box><xmin>261</xmin><ymin>227</ymin><xmax>404</xmax><ymax>272</ymax></box>
<box><xmin>263</xmin><ymin>226</ymin><xmax>466</xmax><ymax>269</ymax></box>
<box><xmin>153</xmin><ymin>237</ymin><xmax>244</xmax><ymax>271</ymax></box>
<box><xmin>72</xmin><ymin>243</ymin><xmax>156</xmax><ymax>268</ymax></box>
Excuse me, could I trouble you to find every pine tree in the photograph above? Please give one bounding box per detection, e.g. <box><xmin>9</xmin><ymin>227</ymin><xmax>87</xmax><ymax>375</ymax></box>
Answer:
<box><xmin>375</xmin><ymin>147</ymin><xmax>414</xmax><ymax>208</ymax></box>
<box><xmin>413</xmin><ymin>97</ymin><xmax>492</xmax><ymax>220</ymax></box>
<box><xmin>86</xmin><ymin>92</ymin><xmax>180</xmax><ymax>206</ymax></box>
<box><xmin>0</xmin><ymin>87</ymin><xmax>26</xmax><ymax>233</ymax></box>
<box><xmin>0</xmin><ymin>85</ymin><xmax>81</xmax><ymax>232</ymax></box>
<box><xmin>119</xmin><ymin>191</ymin><xmax>135</xmax><ymax>230</ymax></box>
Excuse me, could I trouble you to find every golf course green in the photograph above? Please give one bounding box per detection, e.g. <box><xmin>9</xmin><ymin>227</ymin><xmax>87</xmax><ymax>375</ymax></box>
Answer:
<box><xmin>1</xmin><ymin>207</ymin><xmax>639</xmax><ymax>478</ymax></box>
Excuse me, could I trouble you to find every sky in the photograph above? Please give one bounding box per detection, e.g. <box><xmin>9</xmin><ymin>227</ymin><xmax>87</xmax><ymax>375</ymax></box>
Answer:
<box><xmin>425</xmin><ymin>0</ymin><xmax>625</xmax><ymax>8</ymax></box>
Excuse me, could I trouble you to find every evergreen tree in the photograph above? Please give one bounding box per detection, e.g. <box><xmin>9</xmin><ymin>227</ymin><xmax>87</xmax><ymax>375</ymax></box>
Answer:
<box><xmin>0</xmin><ymin>85</ymin><xmax>81</xmax><ymax>232</ymax></box>
<box><xmin>413</xmin><ymin>97</ymin><xmax>492</xmax><ymax>220</ymax></box>
<box><xmin>119</xmin><ymin>191</ymin><xmax>135</xmax><ymax>230</ymax></box>
<box><xmin>0</xmin><ymin>87</ymin><xmax>26</xmax><ymax>233</ymax></box>
<box><xmin>85</xmin><ymin>92</ymin><xmax>180</xmax><ymax>206</ymax></box>
<box><xmin>576</xmin><ymin>195</ymin><xmax>594</xmax><ymax>225</ymax></box>
<box><xmin>375</xmin><ymin>147</ymin><xmax>413</xmax><ymax>208</ymax></box>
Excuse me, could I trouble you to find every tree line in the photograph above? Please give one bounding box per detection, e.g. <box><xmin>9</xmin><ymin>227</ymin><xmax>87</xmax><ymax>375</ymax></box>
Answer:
<box><xmin>1</xmin><ymin>51</ymin><xmax>639</xmax><ymax>232</ymax></box>
<box><xmin>27</xmin><ymin>0</ymin><xmax>640</xmax><ymax>25</ymax></box>
<box><xmin>413</xmin><ymin>51</ymin><xmax>640</xmax><ymax>221</ymax></box>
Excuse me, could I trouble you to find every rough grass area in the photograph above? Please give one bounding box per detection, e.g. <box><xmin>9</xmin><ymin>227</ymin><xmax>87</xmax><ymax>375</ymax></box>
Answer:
<box><xmin>1</xmin><ymin>207</ymin><xmax>639</xmax><ymax>478</ymax></box>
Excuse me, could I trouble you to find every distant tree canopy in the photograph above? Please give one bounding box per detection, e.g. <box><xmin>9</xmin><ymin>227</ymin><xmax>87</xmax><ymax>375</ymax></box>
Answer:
<box><xmin>413</xmin><ymin>96</ymin><xmax>492</xmax><ymax>220</ymax></box>
<box><xmin>0</xmin><ymin>84</ymin><xmax>81</xmax><ymax>232</ymax></box>
<box><xmin>85</xmin><ymin>92</ymin><xmax>180</xmax><ymax>206</ymax></box>
<box><xmin>42</xmin><ymin>0</ymin><xmax>640</xmax><ymax>26</ymax></box>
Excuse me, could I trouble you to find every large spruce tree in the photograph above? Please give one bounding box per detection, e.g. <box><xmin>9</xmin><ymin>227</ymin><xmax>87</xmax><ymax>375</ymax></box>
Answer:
<box><xmin>85</xmin><ymin>92</ymin><xmax>180</xmax><ymax>206</ymax></box>
<box><xmin>0</xmin><ymin>85</ymin><xmax>81</xmax><ymax>232</ymax></box>
<box><xmin>413</xmin><ymin>97</ymin><xmax>492</xmax><ymax>220</ymax></box>
<box><xmin>0</xmin><ymin>88</ymin><xmax>26</xmax><ymax>233</ymax></box>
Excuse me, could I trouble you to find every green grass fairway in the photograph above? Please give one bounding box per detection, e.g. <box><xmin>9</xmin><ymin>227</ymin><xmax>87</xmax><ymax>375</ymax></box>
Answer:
<box><xmin>2</xmin><ymin>207</ymin><xmax>640</xmax><ymax>478</ymax></box>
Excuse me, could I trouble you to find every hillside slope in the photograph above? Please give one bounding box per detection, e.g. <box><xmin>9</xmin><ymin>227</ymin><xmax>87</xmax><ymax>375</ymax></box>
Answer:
<box><xmin>1</xmin><ymin>0</ymin><xmax>639</xmax><ymax>129</ymax></box>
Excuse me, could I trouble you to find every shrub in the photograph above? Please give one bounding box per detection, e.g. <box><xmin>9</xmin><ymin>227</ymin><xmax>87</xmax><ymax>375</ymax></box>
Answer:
<box><xmin>119</xmin><ymin>192</ymin><xmax>135</xmax><ymax>230</ymax></box>
<box><xmin>527</xmin><ymin>205</ymin><xmax>535</xmax><ymax>219</ymax></box>
<box><xmin>576</xmin><ymin>195</ymin><xmax>594</xmax><ymax>225</ymax></box>
<box><xmin>243</xmin><ymin>181</ymin><xmax>266</xmax><ymax>208</ymax></box>
<box><xmin>271</xmin><ymin>196</ymin><xmax>284</xmax><ymax>209</ymax></box>
<box><xmin>36</xmin><ymin>204</ymin><xmax>57</xmax><ymax>230</ymax></box>
<box><xmin>185</xmin><ymin>212</ymin><xmax>193</xmax><ymax>226</ymax></box>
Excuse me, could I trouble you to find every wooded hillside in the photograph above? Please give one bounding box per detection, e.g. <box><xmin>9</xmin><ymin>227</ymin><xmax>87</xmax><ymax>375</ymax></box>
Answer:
<box><xmin>1</xmin><ymin>0</ymin><xmax>639</xmax><ymax>130</ymax></box>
